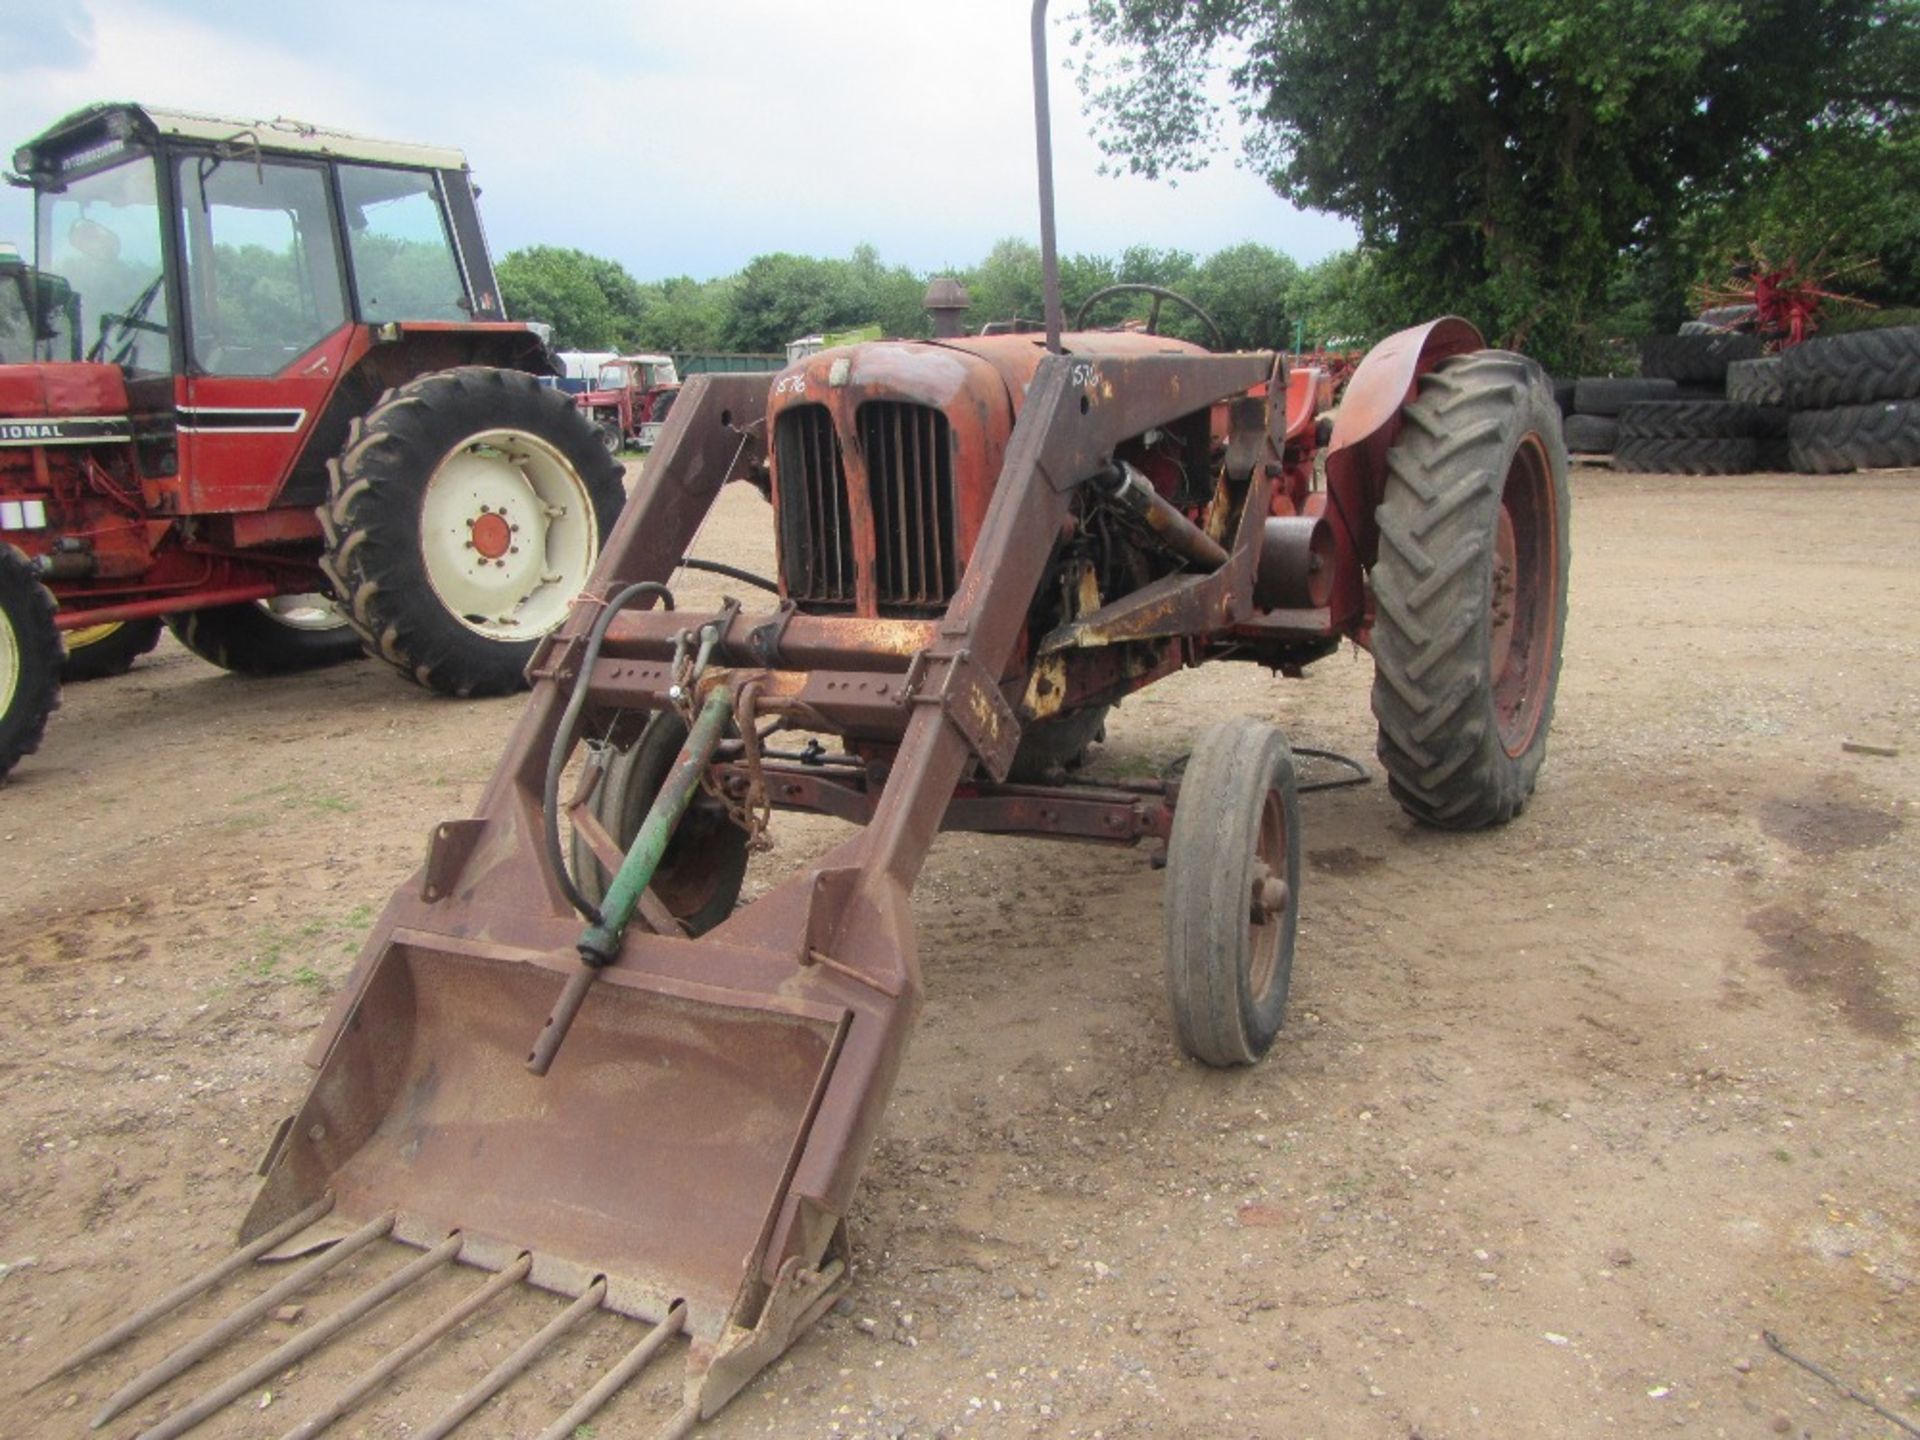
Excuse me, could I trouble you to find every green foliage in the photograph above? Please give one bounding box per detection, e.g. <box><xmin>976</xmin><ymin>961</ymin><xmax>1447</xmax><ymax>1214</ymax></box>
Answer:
<box><xmin>1077</xmin><ymin>0</ymin><xmax>1914</xmax><ymax>370</ymax></box>
<box><xmin>1188</xmin><ymin>242</ymin><xmax>1298</xmax><ymax>348</ymax></box>
<box><xmin>494</xmin><ymin>235</ymin><xmax>1392</xmax><ymax>361</ymax></box>
<box><xmin>497</xmin><ymin>245</ymin><xmax>631</xmax><ymax>350</ymax></box>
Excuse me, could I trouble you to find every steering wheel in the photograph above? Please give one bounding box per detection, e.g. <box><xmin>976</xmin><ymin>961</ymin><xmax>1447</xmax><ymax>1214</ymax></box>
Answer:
<box><xmin>1072</xmin><ymin>284</ymin><xmax>1224</xmax><ymax>350</ymax></box>
<box><xmin>87</xmin><ymin>274</ymin><xmax>168</xmax><ymax>363</ymax></box>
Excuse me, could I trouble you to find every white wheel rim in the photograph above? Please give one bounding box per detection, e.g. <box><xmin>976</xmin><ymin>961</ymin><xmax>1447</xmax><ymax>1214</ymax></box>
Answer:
<box><xmin>418</xmin><ymin>428</ymin><xmax>599</xmax><ymax>641</ymax></box>
<box><xmin>0</xmin><ymin>606</ymin><xmax>19</xmax><ymax>716</ymax></box>
<box><xmin>257</xmin><ymin>594</ymin><xmax>350</xmax><ymax>631</ymax></box>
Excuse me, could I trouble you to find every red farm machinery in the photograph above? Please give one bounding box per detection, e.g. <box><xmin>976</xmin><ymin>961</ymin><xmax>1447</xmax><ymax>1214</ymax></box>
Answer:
<box><xmin>34</xmin><ymin>10</ymin><xmax>1571</xmax><ymax>1438</ymax></box>
<box><xmin>0</xmin><ymin>104</ymin><xmax>625</xmax><ymax>779</ymax></box>
<box><xmin>574</xmin><ymin>352</ymin><xmax>683</xmax><ymax>454</ymax></box>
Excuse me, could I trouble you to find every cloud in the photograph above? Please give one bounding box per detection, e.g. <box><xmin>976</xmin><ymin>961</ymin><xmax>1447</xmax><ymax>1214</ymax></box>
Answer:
<box><xmin>1</xmin><ymin>1</ymin><xmax>1355</xmax><ymax>281</ymax></box>
<box><xmin>11</xmin><ymin>2</ymin><xmax>96</xmax><ymax>71</ymax></box>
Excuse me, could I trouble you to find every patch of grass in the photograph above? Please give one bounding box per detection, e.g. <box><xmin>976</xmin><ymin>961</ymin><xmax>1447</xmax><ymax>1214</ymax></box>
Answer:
<box><xmin>245</xmin><ymin>904</ymin><xmax>375</xmax><ymax>988</ymax></box>
<box><xmin>1772</xmin><ymin>1148</ymin><xmax>1793</xmax><ymax>1164</ymax></box>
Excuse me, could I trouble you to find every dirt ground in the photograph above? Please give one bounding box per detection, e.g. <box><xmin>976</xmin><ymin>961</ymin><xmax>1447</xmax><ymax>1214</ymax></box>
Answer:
<box><xmin>1</xmin><ymin>464</ymin><xmax>1916</xmax><ymax>1440</ymax></box>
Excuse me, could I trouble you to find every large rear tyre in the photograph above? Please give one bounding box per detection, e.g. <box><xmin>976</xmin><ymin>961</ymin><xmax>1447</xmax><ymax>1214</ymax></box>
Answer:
<box><xmin>570</xmin><ymin>710</ymin><xmax>750</xmax><ymax>936</ymax></box>
<box><xmin>1369</xmin><ymin>351</ymin><xmax>1570</xmax><ymax>829</ymax></box>
<box><xmin>0</xmin><ymin>545</ymin><xmax>61</xmax><ymax>780</ymax></box>
<box><xmin>167</xmin><ymin>595</ymin><xmax>363</xmax><ymax>675</ymax></box>
<box><xmin>1164</xmin><ymin>717</ymin><xmax>1300</xmax><ymax>1067</ymax></box>
<box><xmin>321</xmin><ymin>367</ymin><xmax>625</xmax><ymax>698</ymax></box>
<box><xmin>60</xmin><ymin>618</ymin><xmax>163</xmax><ymax>681</ymax></box>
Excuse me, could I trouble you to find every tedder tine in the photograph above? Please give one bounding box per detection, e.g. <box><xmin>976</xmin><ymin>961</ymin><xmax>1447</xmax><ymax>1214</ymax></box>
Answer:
<box><xmin>274</xmin><ymin>1252</ymin><xmax>533</xmax><ymax>1440</ymax></box>
<box><xmin>530</xmin><ymin>1299</ymin><xmax>687</xmax><ymax>1440</ymax></box>
<box><xmin>412</xmin><ymin>1278</ymin><xmax>610</xmax><ymax>1440</ymax></box>
<box><xmin>33</xmin><ymin>1192</ymin><xmax>335</xmax><ymax>1390</ymax></box>
<box><xmin>133</xmin><ymin>1232</ymin><xmax>463</xmax><ymax>1440</ymax></box>
<box><xmin>91</xmin><ymin>1210</ymin><xmax>397</xmax><ymax>1429</ymax></box>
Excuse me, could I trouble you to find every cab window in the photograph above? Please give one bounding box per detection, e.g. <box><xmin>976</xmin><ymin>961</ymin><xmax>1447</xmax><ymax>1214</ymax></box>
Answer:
<box><xmin>177</xmin><ymin>155</ymin><xmax>347</xmax><ymax>376</ymax></box>
<box><xmin>337</xmin><ymin>164</ymin><xmax>468</xmax><ymax>322</ymax></box>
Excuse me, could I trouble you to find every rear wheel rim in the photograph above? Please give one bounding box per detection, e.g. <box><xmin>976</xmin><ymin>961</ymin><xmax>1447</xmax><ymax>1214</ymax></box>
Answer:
<box><xmin>419</xmin><ymin>428</ymin><xmax>599</xmax><ymax>642</ymax></box>
<box><xmin>1492</xmin><ymin>435</ymin><xmax>1558</xmax><ymax>758</ymax></box>
<box><xmin>1247</xmin><ymin>788</ymin><xmax>1288</xmax><ymax>1002</ymax></box>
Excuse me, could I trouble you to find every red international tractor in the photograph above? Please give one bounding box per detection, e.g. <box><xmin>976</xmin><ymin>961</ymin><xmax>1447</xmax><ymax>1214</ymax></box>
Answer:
<box><xmin>35</xmin><ymin>15</ymin><xmax>1571</xmax><ymax>1437</ymax></box>
<box><xmin>574</xmin><ymin>352</ymin><xmax>683</xmax><ymax>454</ymax></box>
<box><xmin>0</xmin><ymin>104</ymin><xmax>625</xmax><ymax>779</ymax></box>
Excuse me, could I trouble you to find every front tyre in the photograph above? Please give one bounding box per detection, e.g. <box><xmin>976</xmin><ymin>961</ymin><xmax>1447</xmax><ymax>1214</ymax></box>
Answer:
<box><xmin>1369</xmin><ymin>350</ymin><xmax>1570</xmax><ymax>829</ymax></box>
<box><xmin>0</xmin><ymin>544</ymin><xmax>62</xmax><ymax>780</ymax></box>
<box><xmin>1164</xmin><ymin>717</ymin><xmax>1301</xmax><ymax>1067</ymax></box>
<box><xmin>320</xmin><ymin>367</ymin><xmax>626</xmax><ymax>698</ymax></box>
<box><xmin>60</xmin><ymin>618</ymin><xmax>163</xmax><ymax>682</ymax></box>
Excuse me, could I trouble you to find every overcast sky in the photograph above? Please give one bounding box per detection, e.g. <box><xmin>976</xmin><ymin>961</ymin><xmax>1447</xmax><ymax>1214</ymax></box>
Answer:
<box><xmin>3</xmin><ymin>0</ymin><xmax>1356</xmax><ymax>283</ymax></box>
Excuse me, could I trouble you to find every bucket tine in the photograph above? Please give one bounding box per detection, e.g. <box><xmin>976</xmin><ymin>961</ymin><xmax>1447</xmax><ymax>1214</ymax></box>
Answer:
<box><xmin>274</xmin><ymin>1253</ymin><xmax>533</xmax><ymax>1440</ymax></box>
<box><xmin>132</xmin><ymin>1232</ymin><xmax>463</xmax><ymax>1440</ymax></box>
<box><xmin>530</xmin><ymin>1300</ymin><xmax>687</xmax><ymax>1440</ymax></box>
<box><xmin>33</xmin><ymin>1193</ymin><xmax>335</xmax><ymax>1391</ymax></box>
<box><xmin>412</xmin><ymin>1277</ymin><xmax>608</xmax><ymax>1440</ymax></box>
<box><xmin>91</xmin><ymin>1210</ymin><xmax>397</xmax><ymax>1429</ymax></box>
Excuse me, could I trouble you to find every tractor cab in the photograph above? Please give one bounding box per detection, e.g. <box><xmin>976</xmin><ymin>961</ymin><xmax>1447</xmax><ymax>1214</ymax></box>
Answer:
<box><xmin>12</xmin><ymin>104</ymin><xmax>504</xmax><ymax>379</ymax></box>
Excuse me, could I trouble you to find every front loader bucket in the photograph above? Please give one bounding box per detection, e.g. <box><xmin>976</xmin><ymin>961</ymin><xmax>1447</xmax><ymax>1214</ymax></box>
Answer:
<box><xmin>246</xmin><ymin>936</ymin><xmax>846</xmax><ymax>1332</ymax></box>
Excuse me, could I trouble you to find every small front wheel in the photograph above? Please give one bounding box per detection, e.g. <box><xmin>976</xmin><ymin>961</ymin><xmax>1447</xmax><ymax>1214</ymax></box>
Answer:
<box><xmin>1164</xmin><ymin>717</ymin><xmax>1301</xmax><ymax>1066</ymax></box>
<box><xmin>0</xmin><ymin>544</ymin><xmax>62</xmax><ymax>781</ymax></box>
<box><xmin>570</xmin><ymin>710</ymin><xmax>750</xmax><ymax>936</ymax></box>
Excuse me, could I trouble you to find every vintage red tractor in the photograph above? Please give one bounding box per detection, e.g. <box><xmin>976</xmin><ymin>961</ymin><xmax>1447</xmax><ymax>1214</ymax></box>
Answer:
<box><xmin>0</xmin><ymin>104</ymin><xmax>625</xmax><ymax>779</ymax></box>
<box><xmin>574</xmin><ymin>352</ymin><xmax>683</xmax><ymax>454</ymax></box>
<box><xmin>37</xmin><ymin>33</ymin><xmax>1571</xmax><ymax>1440</ymax></box>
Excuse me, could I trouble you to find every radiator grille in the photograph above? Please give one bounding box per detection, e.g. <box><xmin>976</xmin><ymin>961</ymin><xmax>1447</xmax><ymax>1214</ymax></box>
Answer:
<box><xmin>774</xmin><ymin>404</ymin><xmax>855</xmax><ymax>605</ymax></box>
<box><xmin>859</xmin><ymin>401</ymin><xmax>956</xmax><ymax>608</ymax></box>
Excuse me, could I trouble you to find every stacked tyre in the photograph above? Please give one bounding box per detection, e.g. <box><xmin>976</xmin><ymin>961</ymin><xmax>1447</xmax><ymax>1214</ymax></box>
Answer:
<box><xmin>1778</xmin><ymin>326</ymin><xmax>1920</xmax><ymax>474</ymax></box>
<box><xmin>1611</xmin><ymin>397</ymin><xmax>1786</xmax><ymax>475</ymax></box>
<box><xmin>1563</xmin><ymin>377</ymin><xmax>1679</xmax><ymax>461</ymax></box>
<box><xmin>1608</xmin><ymin>331</ymin><xmax>1781</xmax><ymax>474</ymax></box>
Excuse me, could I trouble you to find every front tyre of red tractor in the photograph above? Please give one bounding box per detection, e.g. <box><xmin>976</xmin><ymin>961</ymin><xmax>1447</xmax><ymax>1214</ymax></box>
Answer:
<box><xmin>167</xmin><ymin>595</ymin><xmax>364</xmax><ymax>675</ymax></box>
<box><xmin>0</xmin><ymin>544</ymin><xmax>62</xmax><ymax>781</ymax></box>
<box><xmin>1369</xmin><ymin>350</ymin><xmax>1570</xmax><ymax>830</ymax></box>
<box><xmin>60</xmin><ymin>618</ymin><xmax>163</xmax><ymax>682</ymax></box>
<box><xmin>321</xmin><ymin>367</ymin><xmax>626</xmax><ymax>698</ymax></box>
<box><xmin>1164</xmin><ymin>716</ymin><xmax>1301</xmax><ymax>1067</ymax></box>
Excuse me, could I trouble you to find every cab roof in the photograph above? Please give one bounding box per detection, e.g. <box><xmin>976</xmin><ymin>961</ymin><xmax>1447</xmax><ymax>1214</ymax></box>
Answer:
<box><xmin>14</xmin><ymin>101</ymin><xmax>468</xmax><ymax>178</ymax></box>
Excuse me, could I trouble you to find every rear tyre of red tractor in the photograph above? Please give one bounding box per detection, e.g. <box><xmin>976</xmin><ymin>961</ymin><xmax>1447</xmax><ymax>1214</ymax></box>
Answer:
<box><xmin>167</xmin><ymin>596</ymin><xmax>363</xmax><ymax>675</ymax></box>
<box><xmin>570</xmin><ymin>710</ymin><xmax>750</xmax><ymax>935</ymax></box>
<box><xmin>1369</xmin><ymin>351</ymin><xmax>1570</xmax><ymax>829</ymax></box>
<box><xmin>60</xmin><ymin>618</ymin><xmax>163</xmax><ymax>682</ymax></box>
<box><xmin>0</xmin><ymin>544</ymin><xmax>62</xmax><ymax>781</ymax></box>
<box><xmin>1164</xmin><ymin>717</ymin><xmax>1301</xmax><ymax>1067</ymax></box>
<box><xmin>321</xmin><ymin>367</ymin><xmax>625</xmax><ymax>698</ymax></box>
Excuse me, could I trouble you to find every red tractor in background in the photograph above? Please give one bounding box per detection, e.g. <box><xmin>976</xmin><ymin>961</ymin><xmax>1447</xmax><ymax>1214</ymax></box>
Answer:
<box><xmin>573</xmin><ymin>353</ymin><xmax>682</xmax><ymax>454</ymax></box>
<box><xmin>0</xmin><ymin>104</ymin><xmax>625</xmax><ymax>779</ymax></box>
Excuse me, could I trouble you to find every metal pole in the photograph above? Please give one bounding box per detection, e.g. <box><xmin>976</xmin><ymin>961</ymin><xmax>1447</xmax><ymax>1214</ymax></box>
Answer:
<box><xmin>1031</xmin><ymin>0</ymin><xmax>1064</xmax><ymax>354</ymax></box>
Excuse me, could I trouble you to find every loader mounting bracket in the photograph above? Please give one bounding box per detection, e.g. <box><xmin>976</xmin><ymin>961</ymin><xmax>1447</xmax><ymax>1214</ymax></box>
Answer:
<box><xmin>897</xmin><ymin>646</ymin><xmax>1021</xmax><ymax>783</ymax></box>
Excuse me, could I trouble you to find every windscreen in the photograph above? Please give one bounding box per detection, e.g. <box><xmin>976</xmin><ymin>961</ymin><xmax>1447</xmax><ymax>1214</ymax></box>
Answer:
<box><xmin>35</xmin><ymin>155</ymin><xmax>171</xmax><ymax>373</ymax></box>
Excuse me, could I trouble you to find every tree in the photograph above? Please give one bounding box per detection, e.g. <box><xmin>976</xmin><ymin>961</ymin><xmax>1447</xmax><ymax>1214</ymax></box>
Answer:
<box><xmin>1077</xmin><ymin>0</ymin><xmax>1912</xmax><ymax>368</ymax></box>
<box><xmin>496</xmin><ymin>245</ymin><xmax>646</xmax><ymax>351</ymax></box>
<box><xmin>1187</xmin><ymin>241</ymin><xmax>1298</xmax><ymax>349</ymax></box>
